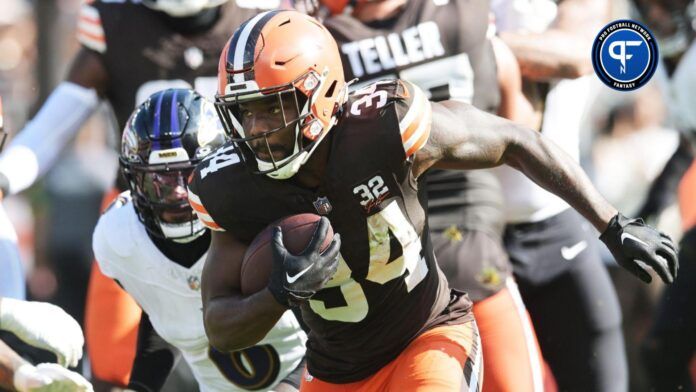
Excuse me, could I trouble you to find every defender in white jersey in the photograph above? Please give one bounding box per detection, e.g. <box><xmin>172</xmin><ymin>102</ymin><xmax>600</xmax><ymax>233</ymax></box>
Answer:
<box><xmin>93</xmin><ymin>89</ymin><xmax>306</xmax><ymax>391</ymax></box>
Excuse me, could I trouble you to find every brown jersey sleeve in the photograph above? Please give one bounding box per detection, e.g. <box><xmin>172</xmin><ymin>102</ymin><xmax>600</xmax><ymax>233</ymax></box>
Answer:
<box><xmin>393</xmin><ymin>80</ymin><xmax>433</xmax><ymax>159</ymax></box>
<box><xmin>186</xmin><ymin>145</ymin><xmax>242</xmax><ymax>233</ymax></box>
<box><xmin>346</xmin><ymin>79</ymin><xmax>433</xmax><ymax>162</ymax></box>
<box><xmin>187</xmin><ymin>188</ymin><xmax>225</xmax><ymax>232</ymax></box>
<box><xmin>77</xmin><ymin>1</ymin><xmax>106</xmax><ymax>54</ymax></box>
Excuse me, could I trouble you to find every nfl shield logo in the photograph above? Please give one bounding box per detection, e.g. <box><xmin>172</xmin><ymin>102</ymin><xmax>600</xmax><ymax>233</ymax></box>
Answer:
<box><xmin>313</xmin><ymin>196</ymin><xmax>332</xmax><ymax>215</ymax></box>
<box><xmin>187</xmin><ymin>276</ymin><xmax>201</xmax><ymax>291</ymax></box>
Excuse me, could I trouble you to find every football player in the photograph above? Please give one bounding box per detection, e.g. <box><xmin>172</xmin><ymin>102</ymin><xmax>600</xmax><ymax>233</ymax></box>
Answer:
<box><xmin>0</xmin><ymin>0</ymin><xmax>279</xmax><ymax>386</ymax></box>
<box><xmin>315</xmin><ymin>1</ymin><xmax>548</xmax><ymax>390</ymax></box>
<box><xmin>633</xmin><ymin>0</ymin><xmax>696</xmax><ymax>389</ymax></box>
<box><xmin>0</xmin><ymin>297</ymin><xmax>91</xmax><ymax>391</ymax></box>
<box><xmin>189</xmin><ymin>10</ymin><xmax>677</xmax><ymax>391</ymax></box>
<box><xmin>93</xmin><ymin>89</ymin><xmax>307</xmax><ymax>392</ymax></box>
<box><xmin>491</xmin><ymin>0</ymin><xmax>630</xmax><ymax>390</ymax></box>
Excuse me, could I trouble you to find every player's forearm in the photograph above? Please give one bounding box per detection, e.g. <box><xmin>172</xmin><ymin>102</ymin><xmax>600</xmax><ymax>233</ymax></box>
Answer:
<box><xmin>504</xmin><ymin>124</ymin><xmax>617</xmax><ymax>231</ymax></box>
<box><xmin>498</xmin><ymin>30</ymin><xmax>592</xmax><ymax>81</ymax></box>
<box><xmin>0</xmin><ymin>339</ymin><xmax>28</xmax><ymax>391</ymax></box>
<box><xmin>0</xmin><ymin>82</ymin><xmax>98</xmax><ymax>194</ymax></box>
<box><xmin>204</xmin><ymin>289</ymin><xmax>287</xmax><ymax>352</ymax></box>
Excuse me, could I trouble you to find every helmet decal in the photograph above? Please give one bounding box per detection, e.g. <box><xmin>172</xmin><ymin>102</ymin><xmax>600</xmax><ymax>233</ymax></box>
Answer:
<box><xmin>226</xmin><ymin>10</ymin><xmax>282</xmax><ymax>84</ymax></box>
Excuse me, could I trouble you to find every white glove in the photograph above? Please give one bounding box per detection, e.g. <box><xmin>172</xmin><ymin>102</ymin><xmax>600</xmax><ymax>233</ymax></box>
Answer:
<box><xmin>13</xmin><ymin>363</ymin><xmax>93</xmax><ymax>392</ymax></box>
<box><xmin>0</xmin><ymin>298</ymin><xmax>84</xmax><ymax>367</ymax></box>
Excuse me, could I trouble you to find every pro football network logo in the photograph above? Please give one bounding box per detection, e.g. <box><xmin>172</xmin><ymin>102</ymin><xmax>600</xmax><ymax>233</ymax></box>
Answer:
<box><xmin>591</xmin><ymin>20</ymin><xmax>659</xmax><ymax>91</ymax></box>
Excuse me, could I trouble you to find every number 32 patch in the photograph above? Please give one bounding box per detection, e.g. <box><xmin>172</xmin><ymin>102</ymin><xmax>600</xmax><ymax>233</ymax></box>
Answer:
<box><xmin>352</xmin><ymin>174</ymin><xmax>392</xmax><ymax>213</ymax></box>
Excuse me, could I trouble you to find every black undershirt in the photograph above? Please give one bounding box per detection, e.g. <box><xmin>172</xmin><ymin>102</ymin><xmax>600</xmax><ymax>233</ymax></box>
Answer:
<box><xmin>146</xmin><ymin>230</ymin><xmax>211</xmax><ymax>268</ymax></box>
<box><xmin>126</xmin><ymin>230</ymin><xmax>210</xmax><ymax>391</ymax></box>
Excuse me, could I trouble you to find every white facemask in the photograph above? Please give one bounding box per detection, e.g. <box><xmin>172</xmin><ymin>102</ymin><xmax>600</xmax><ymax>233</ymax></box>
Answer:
<box><xmin>160</xmin><ymin>219</ymin><xmax>206</xmax><ymax>243</ymax></box>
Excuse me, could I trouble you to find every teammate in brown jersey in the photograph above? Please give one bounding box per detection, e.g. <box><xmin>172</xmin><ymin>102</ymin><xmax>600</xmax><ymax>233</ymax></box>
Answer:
<box><xmin>0</xmin><ymin>0</ymin><xmax>276</xmax><ymax>388</ymax></box>
<box><xmin>190</xmin><ymin>10</ymin><xmax>678</xmax><ymax>391</ymax></box>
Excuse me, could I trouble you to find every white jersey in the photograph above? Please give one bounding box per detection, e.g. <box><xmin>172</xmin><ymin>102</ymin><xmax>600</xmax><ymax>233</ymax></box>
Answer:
<box><xmin>92</xmin><ymin>192</ymin><xmax>307</xmax><ymax>392</ymax></box>
<box><xmin>492</xmin><ymin>0</ymin><xmax>595</xmax><ymax>223</ymax></box>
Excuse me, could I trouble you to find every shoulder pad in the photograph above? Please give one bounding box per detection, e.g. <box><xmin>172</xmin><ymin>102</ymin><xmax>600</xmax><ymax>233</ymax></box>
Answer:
<box><xmin>102</xmin><ymin>191</ymin><xmax>131</xmax><ymax>215</ymax></box>
<box><xmin>346</xmin><ymin>79</ymin><xmax>404</xmax><ymax>118</ymax></box>
<box><xmin>188</xmin><ymin>188</ymin><xmax>225</xmax><ymax>232</ymax></box>
<box><xmin>346</xmin><ymin>79</ymin><xmax>432</xmax><ymax>158</ymax></box>
<box><xmin>94</xmin><ymin>191</ymin><xmax>138</xmax><ymax>260</ymax></box>
<box><xmin>394</xmin><ymin>80</ymin><xmax>433</xmax><ymax>158</ymax></box>
<box><xmin>187</xmin><ymin>147</ymin><xmax>240</xmax><ymax>232</ymax></box>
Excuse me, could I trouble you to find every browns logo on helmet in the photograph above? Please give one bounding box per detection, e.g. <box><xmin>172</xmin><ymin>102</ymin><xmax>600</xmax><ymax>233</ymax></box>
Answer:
<box><xmin>215</xmin><ymin>10</ymin><xmax>347</xmax><ymax>179</ymax></box>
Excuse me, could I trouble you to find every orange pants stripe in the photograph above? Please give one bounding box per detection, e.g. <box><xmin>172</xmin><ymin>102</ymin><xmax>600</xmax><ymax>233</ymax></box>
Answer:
<box><xmin>85</xmin><ymin>189</ymin><xmax>141</xmax><ymax>386</ymax></box>
<box><xmin>300</xmin><ymin>322</ymin><xmax>482</xmax><ymax>392</ymax></box>
<box><xmin>679</xmin><ymin>159</ymin><xmax>696</xmax><ymax>388</ymax></box>
<box><xmin>679</xmin><ymin>160</ymin><xmax>696</xmax><ymax>230</ymax></box>
<box><xmin>473</xmin><ymin>279</ymin><xmax>555</xmax><ymax>392</ymax></box>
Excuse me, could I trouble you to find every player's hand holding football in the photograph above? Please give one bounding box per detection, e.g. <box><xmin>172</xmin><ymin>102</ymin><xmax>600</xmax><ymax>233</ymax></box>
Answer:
<box><xmin>268</xmin><ymin>217</ymin><xmax>341</xmax><ymax>307</ymax></box>
<box><xmin>600</xmin><ymin>213</ymin><xmax>678</xmax><ymax>284</ymax></box>
<box><xmin>13</xmin><ymin>363</ymin><xmax>93</xmax><ymax>392</ymax></box>
<box><xmin>0</xmin><ymin>298</ymin><xmax>84</xmax><ymax>367</ymax></box>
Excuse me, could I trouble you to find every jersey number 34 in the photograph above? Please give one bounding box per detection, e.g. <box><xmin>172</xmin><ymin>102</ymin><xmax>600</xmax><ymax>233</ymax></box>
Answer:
<box><xmin>309</xmin><ymin>201</ymin><xmax>429</xmax><ymax>323</ymax></box>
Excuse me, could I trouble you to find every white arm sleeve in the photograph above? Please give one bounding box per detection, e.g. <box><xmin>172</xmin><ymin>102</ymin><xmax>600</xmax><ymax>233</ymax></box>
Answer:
<box><xmin>0</xmin><ymin>82</ymin><xmax>99</xmax><ymax>194</ymax></box>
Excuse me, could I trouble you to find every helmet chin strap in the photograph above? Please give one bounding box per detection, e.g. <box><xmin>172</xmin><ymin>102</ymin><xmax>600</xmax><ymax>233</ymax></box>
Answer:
<box><xmin>160</xmin><ymin>219</ymin><xmax>206</xmax><ymax>243</ymax></box>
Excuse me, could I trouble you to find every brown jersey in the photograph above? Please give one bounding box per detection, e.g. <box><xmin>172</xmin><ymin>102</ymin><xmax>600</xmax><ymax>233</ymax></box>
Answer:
<box><xmin>188</xmin><ymin>80</ymin><xmax>472</xmax><ymax>383</ymax></box>
<box><xmin>77</xmin><ymin>0</ymin><xmax>268</xmax><ymax>131</ymax></box>
<box><xmin>323</xmin><ymin>0</ymin><xmax>499</xmax><ymax>111</ymax></box>
<box><xmin>323</xmin><ymin>0</ymin><xmax>506</xmax><ymax>238</ymax></box>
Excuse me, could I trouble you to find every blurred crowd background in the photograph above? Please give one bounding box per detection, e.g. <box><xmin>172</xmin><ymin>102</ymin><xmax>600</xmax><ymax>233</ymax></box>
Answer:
<box><xmin>0</xmin><ymin>0</ymin><xmax>690</xmax><ymax>391</ymax></box>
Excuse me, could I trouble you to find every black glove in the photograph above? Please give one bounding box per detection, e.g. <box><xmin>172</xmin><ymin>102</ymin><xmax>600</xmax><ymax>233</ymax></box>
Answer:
<box><xmin>267</xmin><ymin>217</ymin><xmax>341</xmax><ymax>307</ymax></box>
<box><xmin>600</xmin><ymin>213</ymin><xmax>678</xmax><ymax>284</ymax></box>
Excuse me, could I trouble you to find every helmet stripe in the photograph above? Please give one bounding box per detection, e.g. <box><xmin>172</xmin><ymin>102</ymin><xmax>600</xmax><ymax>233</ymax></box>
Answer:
<box><xmin>170</xmin><ymin>90</ymin><xmax>182</xmax><ymax>148</ymax></box>
<box><xmin>232</xmin><ymin>12</ymin><xmax>269</xmax><ymax>82</ymax></box>
<box><xmin>231</xmin><ymin>10</ymin><xmax>283</xmax><ymax>83</ymax></box>
<box><xmin>152</xmin><ymin>91</ymin><xmax>165</xmax><ymax>151</ymax></box>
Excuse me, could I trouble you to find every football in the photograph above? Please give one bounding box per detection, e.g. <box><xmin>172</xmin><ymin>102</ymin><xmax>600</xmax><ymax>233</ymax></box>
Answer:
<box><xmin>240</xmin><ymin>213</ymin><xmax>334</xmax><ymax>295</ymax></box>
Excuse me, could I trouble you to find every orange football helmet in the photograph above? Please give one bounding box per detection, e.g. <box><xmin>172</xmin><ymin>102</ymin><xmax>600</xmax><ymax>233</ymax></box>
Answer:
<box><xmin>215</xmin><ymin>10</ymin><xmax>347</xmax><ymax>179</ymax></box>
